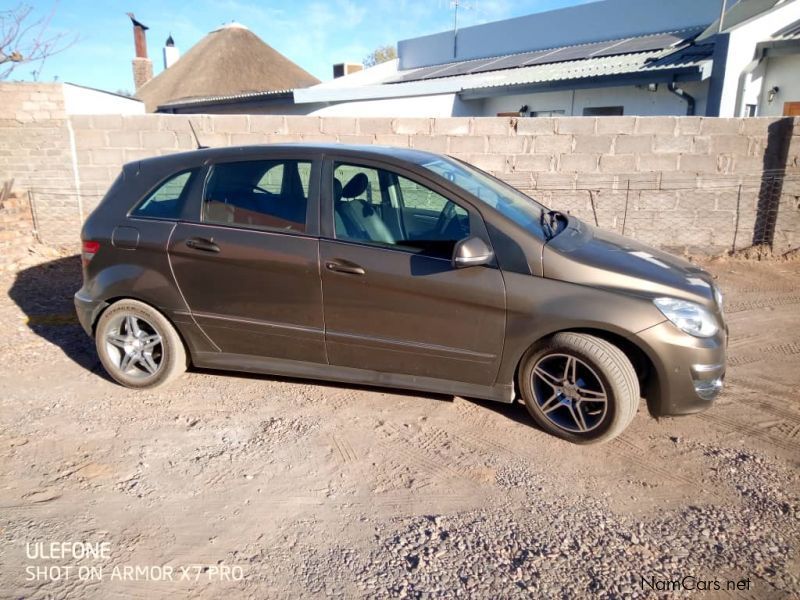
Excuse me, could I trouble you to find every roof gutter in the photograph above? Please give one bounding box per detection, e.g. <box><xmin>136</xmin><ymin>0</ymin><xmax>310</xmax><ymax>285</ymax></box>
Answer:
<box><xmin>458</xmin><ymin>68</ymin><xmax>705</xmax><ymax>101</ymax></box>
<box><xmin>667</xmin><ymin>81</ymin><xmax>696</xmax><ymax>115</ymax></box>
<box><xmin>296</xmin><ymin>64</ymin><xmax>707</xmax><ymax>105</ymax></box>
<box><xmin>157</xmin><ymin>91</ymin><xmax>294</xmax><ymax>113</ymax></box>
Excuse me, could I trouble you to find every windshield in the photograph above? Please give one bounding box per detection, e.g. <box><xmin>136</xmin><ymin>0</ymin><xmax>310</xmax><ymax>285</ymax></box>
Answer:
<box><xmin>420</xmin><ymin>156</ymin><xmax>547</xmax><ymax>235</ymax></box>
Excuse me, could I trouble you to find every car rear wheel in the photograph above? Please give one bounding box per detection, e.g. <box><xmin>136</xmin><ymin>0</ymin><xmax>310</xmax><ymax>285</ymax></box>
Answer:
<box><xmin>519</xmin><ymin>333</ymin><xmax>639</xmax><ymax>444</ymax></box>
<box><xmin>95</xmin><ymin>299</ymin><xmax>187</xmax><ymax>389</ymax></box>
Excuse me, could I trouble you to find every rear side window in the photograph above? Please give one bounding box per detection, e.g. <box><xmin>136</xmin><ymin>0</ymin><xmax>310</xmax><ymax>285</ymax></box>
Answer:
<box><xmin>131</xmin><ymin>170</ymin><xmax>195</xmax><ymax>219</ymax></box>
<box><xmin>203</xmin><ymin>160</ymin><xmax>311</xmax><ymax>233</ymax></box>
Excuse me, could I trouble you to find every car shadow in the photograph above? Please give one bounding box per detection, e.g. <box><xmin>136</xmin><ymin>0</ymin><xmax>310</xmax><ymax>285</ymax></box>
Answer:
<box><xmin>197</xmin><ymin>366</ymin><xmax>537</xmax><ymax>428</ymax></box>
<box><xmin>8</xmin><ymin>255</ymin><xmax>541</xmax><ymax>431</ymax></box>
<box><xmin>459</xmin><ymin>396</ymin><xmax>536</xmax><ymax>427</ymax></box>
<box><xmin>8</xmin><ymin>254</ymin><xmax>102</xmax><ymax>374</ymax></box>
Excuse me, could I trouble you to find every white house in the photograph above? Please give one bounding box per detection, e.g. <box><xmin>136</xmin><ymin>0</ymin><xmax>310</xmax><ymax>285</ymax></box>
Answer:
<box><xmin>738</xmin><ymin>18</ymin><xmax>800</xmax><ymax>116</ymax></box>
<box><xmin>292</xmin><ymin>0</ymin><xmax>800</xmax><ymax>118</ymax></box>
<box><xmin>62</xmin><ymin>83</ymin><xmax>144</xmax><ymax>115</ymax></box>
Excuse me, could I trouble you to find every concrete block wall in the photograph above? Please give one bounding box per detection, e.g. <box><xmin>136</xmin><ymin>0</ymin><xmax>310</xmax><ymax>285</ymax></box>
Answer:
<box><xmin>0</xmin><ymin>83</ymin><xmax>81</xmax><ymax>245</ymax></box>
<box><xmin>1</xmin><ymin>83</ymin><xmax>799</xmax><ymax>253</ymax></box>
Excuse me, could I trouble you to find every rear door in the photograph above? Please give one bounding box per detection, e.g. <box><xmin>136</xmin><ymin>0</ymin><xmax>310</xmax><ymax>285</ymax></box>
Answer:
<box><xmin>320</xmin><ymin>157</ymin><xmax>506</xmax><ymax>385</ymax></box>
<box><xmin>168</xmin><ymin>152</ymin><xmax>325</xmax><ymax>362</ymax></box>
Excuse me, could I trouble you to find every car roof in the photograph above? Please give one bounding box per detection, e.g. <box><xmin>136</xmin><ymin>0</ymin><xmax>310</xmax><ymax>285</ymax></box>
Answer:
<box><xmin>133</xmin><ymin>143</ymin><xmax>446</xmax><ymax>171</ymax></box>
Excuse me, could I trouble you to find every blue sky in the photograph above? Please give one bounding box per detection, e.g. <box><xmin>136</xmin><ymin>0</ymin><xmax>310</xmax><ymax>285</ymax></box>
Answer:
<box><xmin>14</xmin><ymin>0</ymin><xmax>592</xmax><ymax>93</ymax></box>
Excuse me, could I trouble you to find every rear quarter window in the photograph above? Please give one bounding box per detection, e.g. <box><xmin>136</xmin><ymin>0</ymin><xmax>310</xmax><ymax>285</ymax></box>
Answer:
<box><xmin>131</xmin><ymin>170</ymin><xmax>196</xmax><ymax>219</ymax></box>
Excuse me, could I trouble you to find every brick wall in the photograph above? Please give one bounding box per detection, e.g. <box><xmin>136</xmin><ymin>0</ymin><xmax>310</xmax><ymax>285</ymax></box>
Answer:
<box><xmin>2</xmin><ymin>82</ymin><xmax>799</xmax><ymax>254</ymax></box>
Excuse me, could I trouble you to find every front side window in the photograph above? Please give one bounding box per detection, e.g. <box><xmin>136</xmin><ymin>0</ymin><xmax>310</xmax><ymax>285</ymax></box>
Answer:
<box><xmin>419</xmin><ymin>156</ymin><xmax>545</xmax><ymax>236</ymax></box>
<box><xmin>333</xmin><ymin>162</ymin><xmax>470</xmax><ymax>259</ymax></box>
<box><xmin>132</xmin><ymin>170</ymin><xmax>195</xmax><ymax>219</ymax></box>
<box><xmin>203</xmin><ymin>159</ymin><xmax>312</xmax><ymax>233</ymax></box>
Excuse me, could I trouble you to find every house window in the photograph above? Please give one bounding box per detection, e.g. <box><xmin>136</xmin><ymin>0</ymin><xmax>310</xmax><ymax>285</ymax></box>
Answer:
<box><xmin>530</xmin><ymin>110</ymin><xmax>565</xmax><ymax>117</ymax></box>
<box><xmin>745</xmin><ymin>104</ymin><xmax>757</xmax><ymax>117</ymax></box>
<box><xmin>582</xmin><ymin>106</ymin><xmax>624</xmax><ymax>116</ymax></box>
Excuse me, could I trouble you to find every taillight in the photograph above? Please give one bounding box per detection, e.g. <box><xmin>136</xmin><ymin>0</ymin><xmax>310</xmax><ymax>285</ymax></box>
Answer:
<box><xmin>82</xmin><ymin>240</ymin><xmax>100</xmax><ymax>267</ymax></box>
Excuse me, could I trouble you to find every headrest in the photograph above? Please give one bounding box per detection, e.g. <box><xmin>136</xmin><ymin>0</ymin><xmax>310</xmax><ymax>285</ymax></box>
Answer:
<box><xmin>333</xmin><ymin>178</ymin><xmax>343</xmax><ymax>202</ymax></box>
<box><xmin>341</xmin><ymin>173</ymin><xmax>369</xmax><ymax>199</ymax></box>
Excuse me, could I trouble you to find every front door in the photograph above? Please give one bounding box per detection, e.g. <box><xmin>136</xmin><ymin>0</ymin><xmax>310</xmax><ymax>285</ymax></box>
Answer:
<box><xmin>784</xmin><ymin>102</ymin><xmax>800</xmax><ymax>117</ymax></box>
<box><xmin>320</xmin><ymin>159</ymin><xmax>506</xmax><ymax>385</ymax></box>
<box><xmin>169</xmin><ymin>157</ymin><xmax>325</xmax><ymax>362</ymax></box>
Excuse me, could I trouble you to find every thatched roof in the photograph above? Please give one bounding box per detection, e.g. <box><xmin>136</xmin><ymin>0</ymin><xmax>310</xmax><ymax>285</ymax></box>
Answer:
<box><xmin>136</xmin><ymin>23</ymin><xmax>320</xmax><ymax>112</ymax></box>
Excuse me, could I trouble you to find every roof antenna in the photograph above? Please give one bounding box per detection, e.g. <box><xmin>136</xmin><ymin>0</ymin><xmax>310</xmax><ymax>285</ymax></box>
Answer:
<box><xmin>188</xmin><ymin>120</ymin><xmax>208</xmax><ymax>149</ymax></box>
<box><xmin>449</xmin><ymin>0</ymin><xmax>474</xmax><ymax>59</ymax></box>
<box><xmin>717</xmin><ymin>0</ymin><xmax>728</xmax><ymax>33</ymax></box>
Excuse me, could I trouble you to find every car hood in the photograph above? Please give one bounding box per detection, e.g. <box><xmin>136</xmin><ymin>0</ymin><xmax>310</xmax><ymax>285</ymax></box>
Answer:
<box><xmin>542</xmin><ymin>217</ymin><xmax>716</xmax><ymax>307</ymax></box>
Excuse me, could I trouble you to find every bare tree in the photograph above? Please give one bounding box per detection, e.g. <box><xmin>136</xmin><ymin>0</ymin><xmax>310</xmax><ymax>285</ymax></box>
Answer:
<box><xmin>363</xmin><ymin>45</ymin><xmax>397</xmax><ymax>68</ymax></box>
<box><xmin>1</xmin><ymin>2</ymin><xmax>76</xmax><ymax>80</ymax></box>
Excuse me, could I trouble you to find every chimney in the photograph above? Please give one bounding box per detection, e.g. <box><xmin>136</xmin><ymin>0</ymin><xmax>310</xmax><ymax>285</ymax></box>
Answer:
<box><xmin>333</xmin><ymin>62</ymin><xmax>364</xmax><ymax>79</ymax></box>
<box><xmin>163</xmin><ymin>34</ymin><xmax>180</xmax><ymax>69</ymax></box>
<box><xmin>128</xmin><ymin>13</ymin><xmax>153</xmax><ymax>90</ymax></box>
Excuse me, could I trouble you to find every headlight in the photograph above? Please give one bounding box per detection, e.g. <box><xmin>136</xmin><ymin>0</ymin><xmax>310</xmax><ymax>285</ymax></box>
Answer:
<box><xmin>654</xmin><ymin>297</ymin><xmax>719</xmax><ymax>338</ymax></box>
<box><xmin>713</xmin><ymin>285</ymin><xmax>724</xmax><ymax>314</ymax></box>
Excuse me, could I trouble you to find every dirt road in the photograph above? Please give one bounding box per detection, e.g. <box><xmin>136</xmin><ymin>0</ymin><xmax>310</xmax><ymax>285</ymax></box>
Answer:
<box><xmin>0</xmin><ymin>252</ymin><xmax>798</xmax><ymax>598</ymax></box>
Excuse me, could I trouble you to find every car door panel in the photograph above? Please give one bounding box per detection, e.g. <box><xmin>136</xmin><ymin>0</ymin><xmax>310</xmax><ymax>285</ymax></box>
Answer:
<box><xmin>320</xmin><ymin>157</ymin><xmax>506</xmax><ymax>386</ymax></box>
<box><xmin>321</xmin><ymin>240</ymin><xmax>505</xmax><ymax>384</ymax></box>
<box><xmin>167</xmin><ymin>155</ymin><xmax>325</xmax><ymax>363</ymax></box>
<box><xmin>169</xmin><ymin>224</ymin><xmax>325</xmax><ymax>362</ymax></box>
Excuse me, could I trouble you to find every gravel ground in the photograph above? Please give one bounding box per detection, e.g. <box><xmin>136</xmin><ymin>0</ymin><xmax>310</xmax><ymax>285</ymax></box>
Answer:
<box><xmin>0</xmin><ymin>248</ymin><xmax>798</xmax><ymax>599</ymax></box>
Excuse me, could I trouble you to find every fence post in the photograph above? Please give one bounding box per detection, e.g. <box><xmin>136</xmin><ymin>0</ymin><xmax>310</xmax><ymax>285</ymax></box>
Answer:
<box><xmin>621</xmin><ymin>178</ymin><xmax>630</xmax><ymax>235</ymax></box>
<box><xmin>588</xmin><ymin>190</ymin><xmax>599</xmax><ymax>227</ymax></box>
<box><xmin>27</xmin><ymin>190</ymin><xmax>42</xmax><ymax>244</ymax></box>
<box><xmin>731</xmin><ymin>184</ymin><xmax>742</xmax><ymax>254</ymax></box>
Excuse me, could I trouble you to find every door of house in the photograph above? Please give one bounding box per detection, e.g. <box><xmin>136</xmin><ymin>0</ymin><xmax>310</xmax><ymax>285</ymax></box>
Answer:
<box><xmin>784</xmin><ymin>102</ymin><xmax>800</xmax><ymax>116</ymax></box>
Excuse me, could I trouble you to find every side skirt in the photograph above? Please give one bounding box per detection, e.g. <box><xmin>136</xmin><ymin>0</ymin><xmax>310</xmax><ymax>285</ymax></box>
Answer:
<box><xmin>192</xmin><ymin>351</ymin><xmax>515</xmax><ymax>404</ymax></box>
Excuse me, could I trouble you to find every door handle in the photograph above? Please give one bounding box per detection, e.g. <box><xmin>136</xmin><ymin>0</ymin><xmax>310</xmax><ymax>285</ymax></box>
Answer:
<box><xmin>325</xmin><ymin>260</ymin><xmax>365</xmax><ymax>276</ymax></box>
<box><xmin>185</xmin><ymin>237</ymin><xmax>220</xmax><ymax>253</ymax></box>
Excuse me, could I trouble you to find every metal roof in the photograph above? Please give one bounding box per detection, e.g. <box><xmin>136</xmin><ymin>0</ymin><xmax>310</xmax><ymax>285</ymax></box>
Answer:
<box><xmin>390</xmin><ymin>28</ymin><xmax>704</xmax><ymax>84</ymax></box>
<box><xmin>455</xmin><ymin>48</ymin><xmax>711</xmax><ymax>93</ymax></box>
<box><xmin>772</xmin><ymin>18</ymin><xmax>800</xmax><ymax>41</ymax></box>
<box><xmin>294</xmin><ymin>26</ymin><xmax>712</xmax><ymax>106</ymax></box>
<box><xmin>157</xmin><ymin>89</ymin><xmax>294</xmax><ymax>111</ymax></box>
<box><xmin>293</xmin><ymin>46</ymin><xmax>712</xmax><ymax>104</ymax></box>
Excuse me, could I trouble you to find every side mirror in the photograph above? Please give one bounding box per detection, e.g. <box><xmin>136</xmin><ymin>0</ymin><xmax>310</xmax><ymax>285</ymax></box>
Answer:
<box><xmin>453</xmin><ymin>236</ymin><xmax>494</xmax><ymax>268</ymax></box>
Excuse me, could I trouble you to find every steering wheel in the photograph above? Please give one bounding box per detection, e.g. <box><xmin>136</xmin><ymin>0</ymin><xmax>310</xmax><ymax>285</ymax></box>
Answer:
<box><xmin>435</xmin><ymin>202</ymin><xmax>467</xmax><ymax>238</ymax></box>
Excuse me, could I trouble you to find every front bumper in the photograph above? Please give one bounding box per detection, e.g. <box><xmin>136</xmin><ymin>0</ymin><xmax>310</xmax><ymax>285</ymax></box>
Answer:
<box><xmin>635</xmin><ymin>320</ymin><xmax>727</xmax><ymax>417</ymax></box>
<box><xmin>74</xmin><ymin>289</ymin><xmax>106</xmax><ymax>337</ymax></box>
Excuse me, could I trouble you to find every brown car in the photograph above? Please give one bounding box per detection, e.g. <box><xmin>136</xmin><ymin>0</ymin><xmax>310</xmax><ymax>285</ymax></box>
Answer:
<box><xmin>75</xmin><ymin>144</ymin><xmax>726</xmax><ymax>444</ymax></box>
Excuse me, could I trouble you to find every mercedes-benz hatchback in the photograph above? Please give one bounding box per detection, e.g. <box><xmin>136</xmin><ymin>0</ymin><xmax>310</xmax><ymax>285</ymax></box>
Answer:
<box><xmin>75</xmin><ymin>144</ymin><xmax>726</xmax><ymax>444</ymax></box>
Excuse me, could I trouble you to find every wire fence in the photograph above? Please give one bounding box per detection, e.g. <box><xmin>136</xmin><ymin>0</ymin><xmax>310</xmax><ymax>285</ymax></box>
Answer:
<box><xmin>514</xmin><ymin>171</ymin><xmax>800</xmax><ymax>255</ymax></box>
<box><xmin>19</xmin><ymin>170</ymin><xmax>800</xmax><ymax>256</ymax></box>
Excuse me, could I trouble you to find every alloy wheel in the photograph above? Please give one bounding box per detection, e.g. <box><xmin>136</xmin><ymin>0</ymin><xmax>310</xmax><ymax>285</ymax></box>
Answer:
<box><xmin>104</xmin><ymin>314</ymin><xmax>164</xmax><ymax>380</ymax></box>
<box><xmin>530</xmin><ymin>352</ymin><xmax>608</xmax><ymax>433</ymax></box>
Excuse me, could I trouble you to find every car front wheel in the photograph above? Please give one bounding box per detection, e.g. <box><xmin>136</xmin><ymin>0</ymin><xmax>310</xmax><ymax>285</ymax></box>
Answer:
<box><xmin>95</xmin><ymin>299</ymin><xmax>187</xmax><ymax>389</ymax></box>
<box><xmin>520</xmin><ymin>333</ymin><xmax>640</xmax><ymax>444</ymax></box>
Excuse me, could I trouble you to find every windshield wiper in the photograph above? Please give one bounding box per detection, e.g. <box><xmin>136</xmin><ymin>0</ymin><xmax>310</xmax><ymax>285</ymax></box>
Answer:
<box><xmin>541</xmin><ymin>210</ymin><xmax>568</xmax><ymax>240</ymax></box>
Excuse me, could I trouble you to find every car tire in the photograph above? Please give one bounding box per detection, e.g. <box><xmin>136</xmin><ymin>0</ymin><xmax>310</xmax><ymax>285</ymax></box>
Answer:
<box><xmin>95</xmin><ymin>299</ymin><xmax>187</xmax><ymax>389</ymax></box>
<box><xmin>519</xmin><ymin>333</ymin><xmax>639</xmax><ymax>444</ymax></box>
